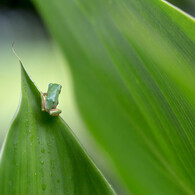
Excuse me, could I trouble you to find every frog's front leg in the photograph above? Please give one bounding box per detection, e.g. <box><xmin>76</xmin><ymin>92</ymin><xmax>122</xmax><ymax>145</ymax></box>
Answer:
<box><xmin>49</xmin><ymin>108</ymin><xmax>62</xmax><ymax>116</ymax></box>
<box><xmin>41</xmin><ymin>92</ymin><xmax>47</xmax><ymax>111</ymax></box>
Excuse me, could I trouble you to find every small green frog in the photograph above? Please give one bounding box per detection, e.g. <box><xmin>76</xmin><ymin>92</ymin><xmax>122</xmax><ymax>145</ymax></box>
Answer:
<box><xmin>41</xmin><ymin>83</ymin><xmax>62</xmax><ymax>116</ymax></box>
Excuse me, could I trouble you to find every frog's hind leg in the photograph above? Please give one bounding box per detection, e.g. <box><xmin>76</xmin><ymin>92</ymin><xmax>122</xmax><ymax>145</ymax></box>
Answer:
<box><xmin>49</xmin><ymin>108</ymin><xmax>61</xmax><ymax>116</ymax></box>
<box><xmin>41</xmin><ymin>92</ymin><xmax>47</xmax><ymax>111</ymax></box>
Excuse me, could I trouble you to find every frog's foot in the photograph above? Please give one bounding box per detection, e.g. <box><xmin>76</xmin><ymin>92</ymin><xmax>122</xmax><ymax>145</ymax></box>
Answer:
<box><xmin>41</xmin><ymin>92</ymin><xmax>47</xmax><ymax>111</ymax></box>
<box><xmin>49</xmin><ymin>108</ymin><xmax>62</xmax><ymax>116</ymax></box>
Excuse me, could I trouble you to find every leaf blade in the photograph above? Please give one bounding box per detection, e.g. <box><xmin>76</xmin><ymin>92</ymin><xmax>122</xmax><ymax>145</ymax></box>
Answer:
<box><xmin>0</xmin><ymin>62</ymin><xmax>115</xmax><ymax>195</ymax></box>
<box><xmin>33</xmin><ymin>0</ymin><xmax>195</xmax><ymax>194</ymax></box>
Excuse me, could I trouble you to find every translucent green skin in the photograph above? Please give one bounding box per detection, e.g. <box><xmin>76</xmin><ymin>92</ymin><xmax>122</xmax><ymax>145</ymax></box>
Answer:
<box><xmin>46</xmin><ymin>83</ymin><xmax>62</xmax><ymax>110</ymax></box>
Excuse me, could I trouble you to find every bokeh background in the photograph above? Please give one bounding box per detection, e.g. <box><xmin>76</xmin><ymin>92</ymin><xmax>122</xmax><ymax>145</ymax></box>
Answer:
<box><xmin>0</xmin><ymin>1</ymin><xmax>128</xmax><ymax>194</ymax></box>
<box><xmin>0</xmin><ymin>0</ymin><xmax>194</xmax><ymax>194</ymax></box>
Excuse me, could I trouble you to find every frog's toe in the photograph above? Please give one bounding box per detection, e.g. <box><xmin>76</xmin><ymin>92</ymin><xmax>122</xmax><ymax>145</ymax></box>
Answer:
<box><xmin>49</xmin><ymin>109</ymin><xmax>61</xmax><ymax>116</ymax></box>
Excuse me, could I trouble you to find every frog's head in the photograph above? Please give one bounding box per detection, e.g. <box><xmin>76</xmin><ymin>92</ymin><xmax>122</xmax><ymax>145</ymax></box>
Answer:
<box><xmin>46</xmin><ymin>83</ymin><xmax>62</xmax><ymax>110</ymax></box>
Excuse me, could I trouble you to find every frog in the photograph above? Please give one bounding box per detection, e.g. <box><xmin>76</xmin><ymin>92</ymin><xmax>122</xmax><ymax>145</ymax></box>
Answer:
<box><xmin>41</xmin><ymin>83</ymin><xmax>62</xmax><ymax>116</ymax></box>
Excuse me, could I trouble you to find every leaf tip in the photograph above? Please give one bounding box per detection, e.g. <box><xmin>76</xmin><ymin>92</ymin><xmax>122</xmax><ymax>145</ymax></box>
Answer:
<box><xmin>15</xmin><ymin>57</ymin><xmax>41</xmax><ymax>106</ymax></box>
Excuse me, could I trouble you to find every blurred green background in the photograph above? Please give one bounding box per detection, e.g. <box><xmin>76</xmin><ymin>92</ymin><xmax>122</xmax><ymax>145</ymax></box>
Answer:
<box><xmin>0</xmin><ymin>2</ymin><xmax>128</xmax><ymax>194</ymax></box>
<box><xmin>0</xmin><ymin>1</ymin><xmax>194</xmax><ymax>194</ymax></box>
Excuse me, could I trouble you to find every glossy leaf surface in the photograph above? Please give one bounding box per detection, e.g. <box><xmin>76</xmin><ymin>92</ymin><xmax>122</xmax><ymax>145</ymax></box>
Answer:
<box><xmin>0</xmin><ymin>63</ymin><xmax>114</xmax><ymax>195</ymax></box>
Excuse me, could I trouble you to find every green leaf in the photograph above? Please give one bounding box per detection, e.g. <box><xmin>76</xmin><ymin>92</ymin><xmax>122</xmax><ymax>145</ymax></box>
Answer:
<box><xmin>33</xmin><ymin>0</ymin><xmax>195</xmax><ymax>194</ymax></box>
<box><xmin>0</xmin><ymin>62</ymin><xmax>115</xmax><ymax>195</ymax></box>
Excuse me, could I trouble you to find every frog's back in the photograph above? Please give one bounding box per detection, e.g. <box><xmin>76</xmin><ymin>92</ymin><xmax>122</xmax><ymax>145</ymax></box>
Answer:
<box><xmin>47</xmin><ymin>83</ymin><xmax>62</xmax><ymax>101</ymax></box>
